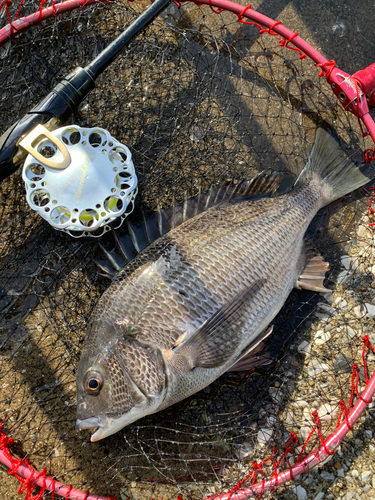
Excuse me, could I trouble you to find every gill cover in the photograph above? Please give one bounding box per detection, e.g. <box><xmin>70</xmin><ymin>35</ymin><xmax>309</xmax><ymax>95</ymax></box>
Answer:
<box><xmin>76</xmin><ymin>336</ymin><xmax>167</xmax><ymax>441</ymax></box>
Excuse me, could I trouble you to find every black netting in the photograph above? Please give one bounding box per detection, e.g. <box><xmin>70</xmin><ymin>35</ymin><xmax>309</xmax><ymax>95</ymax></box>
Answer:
<box><xmin>1</xmin><ymin>1</ymin><xmax>375</xmax><ymax>499</ymax></box>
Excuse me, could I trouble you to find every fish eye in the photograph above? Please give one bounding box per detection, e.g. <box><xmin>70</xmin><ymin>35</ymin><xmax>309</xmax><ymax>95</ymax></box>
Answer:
<box><xmin>88</xmin><ymin>379</ymin><xmax>99</xmax><ymax>390</ymax></box>
<box><xmin>84</xmin><ymin>370</ymin><xmax>103</xmax><ymax>394</ymax></box>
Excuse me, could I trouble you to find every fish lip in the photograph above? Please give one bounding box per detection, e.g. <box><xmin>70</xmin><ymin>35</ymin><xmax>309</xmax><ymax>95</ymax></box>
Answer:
<box><xmin>90</xmin><ymin>426</ymin><xmax>108</xmax><ymax>442</ymax></box>
<box><xmin>75</xmin><ymin>416</ymin><xmax>106</xmax><ymax>432</ymax></box>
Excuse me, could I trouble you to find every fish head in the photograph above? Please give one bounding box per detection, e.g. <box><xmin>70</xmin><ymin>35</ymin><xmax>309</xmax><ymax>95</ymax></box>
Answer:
<box><xmin>76</xmin><ymin>335</ymin><xmax>167</xmax><ymax>442</ymax></box>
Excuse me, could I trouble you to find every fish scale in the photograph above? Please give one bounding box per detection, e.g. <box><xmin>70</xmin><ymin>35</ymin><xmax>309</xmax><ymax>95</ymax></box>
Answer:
<box><xmin>92</xmin><ymin>183</ymin><xmax>319</xmax><ymax>367</ymax></box>
<box><xmin>76</xmin><ymin>129</ymin><xmax>375</xmax><ymax>441</ymax></box>
<box><xmin>84</xmin><ymin>184</ymin><xmax>318</xmax><ymax>408</ymax></box>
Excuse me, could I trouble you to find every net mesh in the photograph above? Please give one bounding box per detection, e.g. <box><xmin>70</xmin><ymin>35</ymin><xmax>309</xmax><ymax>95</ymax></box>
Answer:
<box><xmin>1</xmin><ymin>1</ymin><xmax>375</xmax><ymax>499</ymax></box>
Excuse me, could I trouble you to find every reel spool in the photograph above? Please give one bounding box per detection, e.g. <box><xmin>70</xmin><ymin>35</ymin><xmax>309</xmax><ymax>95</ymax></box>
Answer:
<box><xmin>20</xmin><ymin>125</ymin><xmax>138</xmax><ymax>237</ymax></box>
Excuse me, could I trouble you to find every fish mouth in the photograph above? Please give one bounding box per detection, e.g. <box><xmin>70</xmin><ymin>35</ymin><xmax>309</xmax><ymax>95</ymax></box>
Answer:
<box><xmin>76</xmin><ymin>416</ymin><xmax>108</xmax><ymax>442</ymax></box>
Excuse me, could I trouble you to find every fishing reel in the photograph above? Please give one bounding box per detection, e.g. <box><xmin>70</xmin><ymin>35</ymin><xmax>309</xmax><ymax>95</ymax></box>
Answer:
<box><xmin>20</xmin><ymin>124</ymin><xmax>137</xmax><ymax>237</ymax></box>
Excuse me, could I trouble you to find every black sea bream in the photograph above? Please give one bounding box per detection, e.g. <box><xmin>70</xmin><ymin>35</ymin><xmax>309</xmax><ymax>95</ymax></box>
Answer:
<box><xmin>76</xmin><ymin>129</ymin><xmax>374</xmax><ymax>441</ymax></box>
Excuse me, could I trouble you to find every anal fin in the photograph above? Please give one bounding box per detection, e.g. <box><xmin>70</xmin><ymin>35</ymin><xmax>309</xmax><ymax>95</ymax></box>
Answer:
<box><xmin>226</xmin><ymin>325</ymin><xmax>274</xmax><ymax>372</ymax></box>
<box><xmin>296</xmin><ymin>242</ymin><xmax>331</xmax><ymax>293</ymax></box>
<box><xmin>227</xmin><ymin>351</ymin><xmax>274</xmax><ymax>372</ymax></box>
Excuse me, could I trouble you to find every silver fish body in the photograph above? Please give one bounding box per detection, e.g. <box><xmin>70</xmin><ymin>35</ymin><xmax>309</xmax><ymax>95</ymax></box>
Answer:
<box><xmin>76</xmin><ymin>129</ymin><xmax>374</xmax><ymax>441</ymax></box>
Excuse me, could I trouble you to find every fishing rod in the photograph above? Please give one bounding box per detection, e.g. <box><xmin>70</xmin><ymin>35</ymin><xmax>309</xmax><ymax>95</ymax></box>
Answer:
<box><xmin>0</xmin><ymin>0</ymin><xmax>172</xmax><ymax>236</ymax></box>
<box><xmin>0</xmin><ymin>0</ymin><xmax>172</xmax><ymax>180</ymax></box>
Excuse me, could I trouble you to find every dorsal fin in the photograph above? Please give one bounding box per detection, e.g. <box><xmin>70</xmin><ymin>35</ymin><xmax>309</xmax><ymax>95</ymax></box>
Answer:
<box><xmin>158</xmin><ymin>204</ymin><xmax>174</xmax><ymax>235</ymax></box>
<box><xmin>127</xmin><ymin>218</ymin><xmax>148</xmax><ymax>253</ymax></box>
<box><xmin>97</xmin><ymin>170</ymin><xmax>283</xmax><ymax>277</ymax></box>
<box><xmin>183</xmin><ymin>192</ymin><xmax>200</xmax><ymax>221</ymax></box>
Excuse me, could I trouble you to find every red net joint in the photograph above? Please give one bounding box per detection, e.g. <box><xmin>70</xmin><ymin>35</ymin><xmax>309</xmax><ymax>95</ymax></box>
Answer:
<box><xmin>269</xmin><ymin>432</ymin><xmax>298</xmax><ymax>485</ymax></box>
<box><xmin>235</xmin><ymin>5</ymin><xmax>281</xmax><ymax>37</ymax></box>
<box><xmin>0</xmin><ymin>423</ymin><xmax>13</xmax><ymax>445</ymax></box>
<box><xmin>361</xmin><ymin>335</ymin><xmax>375</xmax><ymax>384</ymax></box>
<box><xmin>261</xmin><ymin>448</ymin><xmax>277</xmax><ymax>469</ymax></box>
<box><xmin>0</xmin><ymin>0</ymin><xmax>12</xmax><ymax>15</ymax></box>
<box><xmin>362</xmin><ymin>335</ymin><xmax>375</xmax><ymax>353</ymax></box>
<box><xmin>252</xmin><ymin>460</ymin><xmax>264</xmax><ymax>479</ymax></box>
<box><xmin>270</xmin><ymin>446</ymin><xmax>283</xmax><ymax>488</ymax></box>
<box><xmin>279</xmin><ymin>32</ymin><xmax>307</xmax><ymax>59</ymax></box>
<box><xmin>319</xmin><ymin>64</ymin><xmax>370</xmax><ymax>123</ymax></box>
<box><xmin>315</xmin><ymin>60</ymin><xmax>336</xmax><ymax>79</ymax></box>
<box><xmin>19</xmin><ymin>464</ymin><xmax>48</xmax><ymax>499</ymax></box>
<box><xmin>237</xmin><ymin>4</ymin><xmax>253</xmax><ymax>23</ymax></box>
<box><xmin>14</xmin><ymin>0</ymin><xmax>25</xmax><ymax>21</ymax></box>
<box><xmin>352</xmin><ymin>63</ymin><xmax>375</xmax><ymax>100</ymax></box>
<box><xmin>352</xmin><ymin>364</ymin><xmax>372</xmax><ymax>405</ymax></box>
<box><xmin>37</xmin><ymin>0</ymin><xmax>49</xmax><ymax>23</ymax></box>
<box><xmin>251</xmin><ymin>461</ymin><xmax>266</xmax><ymax>498</ymax></box>
<box><xmin>283</xmin><ymin>432</ymin><xmax>298</xmax><ymax>458</ymax></box>
<box><xmin>267</xmin><ymin>21</ymin><xmax>282</xmax><ymax>36</ymax></box>
<box><xmin>62</xmin><ymin>485</ymin><xmax>73</xmax><ymax>500</ymax></box>
<box><xmin>236</xmin><ymin>4</ymin><xmax>263</xmax><ymax>31</ymax></box>
<box><xmin>359</xmin><ymin>336</ymin><xmax>375</xmax><ymax>403</ymax></box>
<box><xmin>227</xmin><ymin>463</ymin><xmax>267</xmax><ymax>499</ymax></box>
<box><xmin>297</xmin><ymin>421</ymin><xmax>318</xmax><ymax>463</ymax></box>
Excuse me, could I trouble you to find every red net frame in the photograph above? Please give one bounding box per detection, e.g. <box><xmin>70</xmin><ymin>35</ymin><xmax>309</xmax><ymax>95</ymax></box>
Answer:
<box><xmin>1</xmin><ymin>336</ymin><xmax>374</xmax><ymax>500</ymax></box>
<box><xmin>0</xmin><ymin>0</ymin><xmax>111</xmax><ymax>45</ymax></box>
<box><xmin>1</xmin><ymin>0</ymin><xmax>375</xmax><ymax>147</ymax></box>
<box><xmin>1</xmin><ymin>0</ymin><xmax>375</xmax><ymax>499</ymax></box>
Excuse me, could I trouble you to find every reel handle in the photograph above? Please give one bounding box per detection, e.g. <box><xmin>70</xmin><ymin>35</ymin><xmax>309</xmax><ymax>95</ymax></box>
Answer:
<box><xmin>0</xmin><ymin>113</ymin><xmax>50</xmax><ymax>183</ymax></box>
<box><xmin>0</xmin><ymin>67</ymin><xmax>95</xmax><ymax>183</ymax></box>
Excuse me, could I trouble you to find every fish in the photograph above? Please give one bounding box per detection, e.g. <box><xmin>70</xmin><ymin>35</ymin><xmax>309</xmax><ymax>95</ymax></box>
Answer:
<box><xmin>76</xmin><ymin>128</ymin><xmax>374</xmax><ymax>442</ymax></box>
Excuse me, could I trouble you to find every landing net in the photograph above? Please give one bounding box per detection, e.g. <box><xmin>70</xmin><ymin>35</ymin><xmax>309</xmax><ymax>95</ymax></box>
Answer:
<box><xmin>1</xmin><ymin>1</ymin><xmax>375</xmax><ymax>499</ymax></box>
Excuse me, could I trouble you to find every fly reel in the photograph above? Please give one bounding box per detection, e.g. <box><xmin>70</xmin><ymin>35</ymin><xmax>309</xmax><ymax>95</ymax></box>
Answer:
<box><xmin>20</xmin><ymin>125</ymin><xmax>137</xmax><ymax>237</ymax></box>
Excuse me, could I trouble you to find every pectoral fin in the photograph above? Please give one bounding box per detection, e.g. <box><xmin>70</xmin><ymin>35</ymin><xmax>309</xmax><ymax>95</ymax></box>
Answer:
<box><xmin>296</xmin><ymin>242</ymin><xmax>331</xmax><ymax>293</ymax></box>
<box><xmin>173</xmin><ymin>280</ymin><xmax>265</xmax><ymax>369</ymax></box>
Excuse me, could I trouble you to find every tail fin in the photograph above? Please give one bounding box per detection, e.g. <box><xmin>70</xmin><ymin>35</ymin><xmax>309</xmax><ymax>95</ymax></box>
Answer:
<box><xmin>294</xmin><ymin>128</ymin><xmax>374</xmax><ymax>205</ymax></box>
